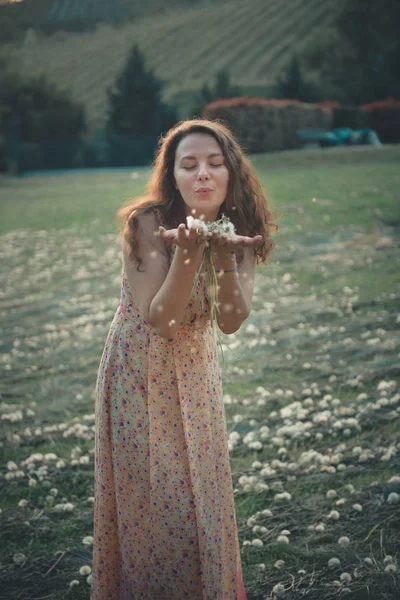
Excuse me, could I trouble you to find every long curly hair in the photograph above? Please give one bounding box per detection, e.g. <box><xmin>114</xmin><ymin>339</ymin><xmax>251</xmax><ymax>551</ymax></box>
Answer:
<box><xmin>117</xmin><ymin>118</ymin><xmax>278</xmax><ymax>267</ymax></box>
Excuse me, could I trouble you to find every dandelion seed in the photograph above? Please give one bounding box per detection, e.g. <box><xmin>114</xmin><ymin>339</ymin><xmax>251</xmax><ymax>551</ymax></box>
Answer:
<box><xmin>69</xmin><ymin>580</ymin><xmax>80</xmax><ymax>588</ymax></box>
<box><xmin>298</xmin><ymin>569</ymin><xmax>306</xmax><ymax>575</ymax></box>
<box><xmin>261</xmin><ymin>509</ymin><xmax>273</xmax><ymax>517</ymax></box>
<box><xmin>364</xmin><ymin>557</ymin><xmax>373</xmax><ymax>566</ymax></box>
<box><xmin>383</xmin><ymin>555</ymin><xmax>394</xmax><ymax>564</ymax></box>
<box><xmin>338</xmin><ymin>536</ymin><xmax>350</xmax><ymax>548</ymax></box>
<box><xmin>272</xmin><ymin>583</ymin><xmax>286</xmax><ymax>597</ymax></box>
<box><xmin>251</xmin><ymin>538</ymin><xmax>263</xmax><ymax>547</ymax></box>
<box><xmin>13</xmin><ymin>553</ymin><xmax>26</xmax><ymax>565</ymax></box>
<box><xmin>184</xmin><ymin>258</ymin><xmax>191</xmax><ymax>265</ymax></box>
<box><xmin>327</xmin><ymin>510</ymin><xmax>340</xmax><ymax>520</ymax></box>
<box><xmin>79</xmin><ymin>565</ymin><xmax>92</xmax><ymax>576</ymax></box>
<box><xmin>149</xmin><ymin>251</ymin><xmax>158</xmax><ymax>258</ymax></box>
<box><xmin>328</xmin><ymin>557</ymin><xmax>341</xmax><ymax>568</ymax></box>
<box><xmin>82</xmin><ymin>536</ymin><xmax>94</xmax><ymax>546</ymax></box>
<box><xmin>387</xmin><ymin>492</ymin><xmax>399</xmax><ymax>504</ymax></box>
<box><xmin>352</xmin><ymin>503</ymin><xmax>363</xmax><ymax>512</ymax></box>
<box><xmin>18</xmin><ymin>499</ymin><xmax>28</xmax><ymax>508</ymax></box>
<box><xmin>340</xmin><ymin>572</ymin><xmax>352</xmax><ymax>583</ymax></box>
<box><xmin>274</xmin><ymin>560</ymin><xmax>285</xmax><ymax>569</ymax></box>
<box><xmin>277</xmin><ymin>535</ymin><xmax>289</xmax><ymax>544</ymax></box>
<box><xmin>168</xmin><ymin>320</ymin><xmax>176</xmax><ymax>327</ymax></box>
<box><xmin>63</xmin><ymin>502</ymin><xmax>74</xmax><ymax>512</ymax></box>
<box><xmin>315</xmin><ymin>523</ymin><xmax>325</xmax><ymax>532</ymax></box>
<box><xmin>384</xmin><ymin>563</ymin><xmax>397</xmax><ymax>573</ymax></box>
<box><xmin>326</xmin><ymin>489</ymin><xmax>337</xmax><ymax>499</ymax></box>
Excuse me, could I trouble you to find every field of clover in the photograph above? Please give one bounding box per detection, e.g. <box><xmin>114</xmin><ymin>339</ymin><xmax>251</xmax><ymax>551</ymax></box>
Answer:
<box><xmin>0</xmin><ymin>145</ymin><xmax>399</xmax><ymax>599</ymax></box>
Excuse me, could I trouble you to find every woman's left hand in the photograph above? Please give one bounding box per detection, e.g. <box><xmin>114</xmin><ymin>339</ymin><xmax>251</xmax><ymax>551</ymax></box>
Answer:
<box><xmin>208</xmin><ymin>231</ymin><xmax>263</xmax><ymax>258</ymax></box>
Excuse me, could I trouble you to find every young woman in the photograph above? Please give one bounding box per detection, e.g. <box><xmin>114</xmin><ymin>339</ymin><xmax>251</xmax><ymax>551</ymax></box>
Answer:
<box><xmin>91</xmin><ymin>119</ymin><xmax>277</xmax><ymax>600</ymax></box>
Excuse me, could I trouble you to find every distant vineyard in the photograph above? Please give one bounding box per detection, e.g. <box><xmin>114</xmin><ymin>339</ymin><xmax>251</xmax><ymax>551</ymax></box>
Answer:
<box><xmin>6</xmin><ymin>0</ymin><xmax>341</xmax><ymax>134</ymax></box>
<box><xmin>48</xmin><ymin>0</ymin><xmax>130</xmax><ymax>22</ymax></box>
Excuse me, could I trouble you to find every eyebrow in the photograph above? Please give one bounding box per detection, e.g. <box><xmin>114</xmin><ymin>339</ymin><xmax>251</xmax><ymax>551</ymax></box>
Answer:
<box><xmin>180</xmin><ymin>153</ymin><xmax>224</xmax><ymax>160</ymax></box>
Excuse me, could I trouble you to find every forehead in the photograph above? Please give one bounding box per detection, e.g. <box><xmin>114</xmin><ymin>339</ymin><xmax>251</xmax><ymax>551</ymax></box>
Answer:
<box><xmin>175</xmin><ymin>132</ymin><xmax>223</xmax><ymax>159</ymax></box>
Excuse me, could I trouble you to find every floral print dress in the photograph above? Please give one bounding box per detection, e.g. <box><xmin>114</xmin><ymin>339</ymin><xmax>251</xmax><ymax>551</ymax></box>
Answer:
<box><xmin>90</xmin><ymin>258</ymin><xmax>247</xmax><ymax>600</ymax></box>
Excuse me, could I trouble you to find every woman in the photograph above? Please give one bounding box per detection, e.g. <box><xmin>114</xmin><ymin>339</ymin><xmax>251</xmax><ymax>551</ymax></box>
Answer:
<box><xmin>91</xmin><ymin>118</ymin><xmax>277</xmax><ymax>600</ymax></box>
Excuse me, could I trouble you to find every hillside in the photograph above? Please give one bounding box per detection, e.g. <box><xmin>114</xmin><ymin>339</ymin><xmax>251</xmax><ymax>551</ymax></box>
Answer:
<box><xmin>4</xmin><ymin>0</ymin><xmax>342</xmax><ymax>134</ymax></box>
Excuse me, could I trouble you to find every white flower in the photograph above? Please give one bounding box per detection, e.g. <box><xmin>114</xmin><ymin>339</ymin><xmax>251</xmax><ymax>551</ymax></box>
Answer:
<box><xmin>352</xmin><ymin>503</ymin><xmax>363</xmax><ymax>512</ymax></box>
<box><xmin>340</xmin><ymin>572</ymin><xmax>352</xmax><ymax>583</ymax></box>
<box><xmin>261</xmin><ymin>509</ymin><xmax>273</xmax><ymax>517</ymax></box>
<box><xmin>387</xmin><ymin>492</ymin><xmax>399</xmax><ymax>504</ymax></box>
<box><xmin>251</xmin><ymin>538</ymin><xmax>263</xmax><ymax>547</ymax></box>
<box><xmin>328</xmin><ymin>557</ymin><xmax>341</xmax><ymax>568</ymax></box>
<box><xmin>82</xmin><ymin>536</ymin><xmax>94</xmax><ymax>546</ymax></box>
<box><xmin>272</xmin><ymin>583</ymin><xmax>286</xmax><ymax>597</ymax></box>
<box><xmin>338</xmin><ymin>536</ymin><xmax>350</xmax><ymax>548</ymax></box>
<box><xmin>69</xmin><ymin>580</ymin><xmax>80</xmax><ymax>588</ymax></box>
<box><xmin>326</xmin><ymin>489</ymin><xmax>337</xmax><ymax>499</ymax></box>
<box><xmin>18</xmin><ymin>499</ymin><xmax>28</xmax><ymax>508</ymax></box>
<box><xmin>277</xmin><ymin>535</ymin><xmax>289</xmax><ymax>544</ymax></box>
<box><xmin>79</xmin><ymin>565</ymin><xmax>92</xmax><ymax>575</ymax></box>
<box><xmin>13</xmin><ymin>553</ymin><xmax>26</xmax><ymax>565</ymax></box>
<box><xmin>385</xmin><ymin>563</ymin><xmax>397</xmax><ymax>573</ymax></box>
<box><xmin>364</xmin><ymin>557</ymin><xmax>373</xmax><ymax>566</ymax></box>
<box><xmin>327</xmin><ymin>510</ymin><xmax>340</xmax><ymax>520</ymax></box>
<box><xmin>274</xmin><ymin>560</ymin><xmax>285</xmax><ymax>569</ymax></box>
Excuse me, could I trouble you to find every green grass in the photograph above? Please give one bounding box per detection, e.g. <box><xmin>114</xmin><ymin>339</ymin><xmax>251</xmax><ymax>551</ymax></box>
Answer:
<box><xmin>0</xmin><ymin>145</ymin><xmax>399</xmax><ymax>599</ymax></box>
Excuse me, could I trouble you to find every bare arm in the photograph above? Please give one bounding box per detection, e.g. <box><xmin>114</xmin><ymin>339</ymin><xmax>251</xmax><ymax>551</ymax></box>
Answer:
<box><xmin>213</xmin><ymin>246</ymin><xmax>257</xmax><ymax>334</ymax></box>
<box><xmin>123</xmin><ymin>211</ymin><xmax>209</xmax><ymax>339</ymax></box>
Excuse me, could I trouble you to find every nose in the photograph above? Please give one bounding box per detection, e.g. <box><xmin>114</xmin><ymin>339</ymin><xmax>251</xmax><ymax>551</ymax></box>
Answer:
<box><xmin>197</xmin><ymin>163</ymin><xmax>211</xmax><ymax>180</ymax></box>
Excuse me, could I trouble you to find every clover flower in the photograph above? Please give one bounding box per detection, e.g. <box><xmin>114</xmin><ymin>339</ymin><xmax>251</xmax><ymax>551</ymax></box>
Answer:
<box><xmin>328</xmin><ymin>557</ymin><xmax>341</xmax><ymax>568</ymax></box>
<box><xmin>338</xmin><ymin>536</ymin><xmax>350</xmax><ymax>548</ymax></box>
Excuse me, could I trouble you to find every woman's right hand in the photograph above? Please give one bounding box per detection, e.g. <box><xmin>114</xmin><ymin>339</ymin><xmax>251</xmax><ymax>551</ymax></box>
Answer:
<box><xmin>158</xmin><ymin>223</ymin><xmax>212</xmax><ymax>253</ymax></box>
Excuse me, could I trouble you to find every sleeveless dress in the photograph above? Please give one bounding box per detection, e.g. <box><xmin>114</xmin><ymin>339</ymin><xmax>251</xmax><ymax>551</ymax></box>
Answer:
<box><xmin>90</xmin><ymin>256</ymin><xmax>247</xmax><ymax>600</ymax></box>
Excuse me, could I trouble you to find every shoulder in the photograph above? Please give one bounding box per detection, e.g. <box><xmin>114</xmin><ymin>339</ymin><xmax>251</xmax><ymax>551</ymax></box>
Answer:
<box><xmin>132</xmin><ymin>205</ymin><xmax>163</xmax><ymax>236</ymax></box>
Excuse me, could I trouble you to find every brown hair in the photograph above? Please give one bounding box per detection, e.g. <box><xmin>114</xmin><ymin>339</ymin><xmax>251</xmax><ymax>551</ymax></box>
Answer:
<box><xmin>117</xmin><ymin>118</ymin><xmax>278</xmax><ymax>267</ymax></box>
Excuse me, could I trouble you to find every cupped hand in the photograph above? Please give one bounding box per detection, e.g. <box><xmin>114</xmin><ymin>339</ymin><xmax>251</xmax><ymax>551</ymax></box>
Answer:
<box><xmin>158</xmin><ymin>223</ymin><xmax>212</xmax><ymax>252</ymax></box>
<box><xmin>208</xmin><ymin>230</ymin><xmax>263</xmax><ymax>258</ymax></box>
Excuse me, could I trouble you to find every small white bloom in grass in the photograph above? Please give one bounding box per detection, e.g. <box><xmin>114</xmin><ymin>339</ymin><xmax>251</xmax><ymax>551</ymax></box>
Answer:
<box><xmin>69</xmin><ymin>580</ymin><xmax>80</xmax><ymax>588</ymax></box>
<box><xmin>82</xmin><ymin>536</ymin><xmax>94</xmax><ymax>546</ymax></box>
<box><xmin>63</xmin><ymin>502</ymin><xmax>74</xmax><ymax>512</ymax></box>
<box><xmin>46</xmin><ymin>496</ymin><xmax>55</xmax><ymax>504</ymax></box>
<box><xmin>364</xmin><ymin>557</ymin><xmax>373</xmax><ymax>566</ymax></box>
<box><xmin>274</xmin><ymin>560</ymin><xmax>285</xmax><ymax>569</ymax></box>
<box><xmin>327</xmin><ymin>510</ymin><xmax>340</xmax><ymax>520</ymax></box>
<box><xmin>272</xmin><ymin>583</ymin><xmax>286</xmax><ymax>597</ymax></box>
<box><xmin>387</xmin><ymin>492</ymin><xmax>399</xmax><ymax>504</ymax></box>
<box><xmin>251</xmin><ymin>538</ymin><xmax>263</xmax><ymax>547</ymax></box>
<box><xmin>352</xmin><ymin>503</ymin><xmax>363</xmax><ymax>512</ymax></box>
<box><xmin>277</xmin><ymin>535</ymin><xmax>289</xmax><ymax>544</ymax></box>
<box><xmin>326</xmin><ymin>489</ymin><xmax>337</xmax><ymax>499</ymax></box>
<box><xmin>328</xmin><ymin>557</ymin><xmax>341</xmax><ymax>569</ymax></box>
<box><xmin>247</xmin><ymin>516</ymin><xmax>257</xmax><ymax>527</ymax></box>
<box><xmin>280</xmin><ymin>529</ymin><xmax>291</xmax><ymax>536</ymax></box>
<box><xmin>13</xmin><ymin>553</ymin><xmax>26</xmax><ymax>565</ymax></box>
<box><xmin>86</xmin><ymin>574</ymin><xmax>93</xmax><ymax>586</ymax></box>
<box><xmin>258</xmin><ymin>563</ymin><xmax>266</xmax><ymax>571</ymax></box>
<box><xmin>383</xmin><ymin>555</ymin><xmax>394</xmax><ymax>564</ymax></box>
<box><xmin>18</xmin><ymin>499</ymin><xmax>28</xmax><ymax>508</ymax></box>
<box><xmin>261</xmin><ymin>509</ymin><xmax>273</xmax><ymax>517</ymax></box>
<box><xmin>340</xmin><ymin>572</ymin><xmax>352</xmax><ymax>583</ymax></box>
<box><xmin>274</xmin><ymin>492</ymin><xmax>292</xmax><ymax>502</ymax></box>
<box><xmin>338</xmin><ymin>536</ymin><xmax>350</xmax><ymax>548</ymax></box>
<box><xmin>298</xmin><ymin>569</ymin><xmax>306</xmax><ymax>575</ymax></box>
<box><xmin>79</xmin><ymin>565</ymin><xmax>92</xmax><ymax>576</ymax></box>
<box><xmin>242</xmin><ymin>540</ymin><xmax>251</xmax><ymax>547</ymax></box>
<box><xmin>344</xmin><ymin>483</ymin><xmax>356</xmax><ymax>494</ymax></box>
<box><xmin>315</xmin><ymin>523</ymin><xmax>325</xmax><ymax>532</ymax></box>
<box><xmin>384</xmin><ymin>563</ymin><xmax>397</xmax><ymax>574</ymax></box>
<box><xmin>336</xmin><ymin>497</ymin><xmax>346</xmax><ymax>506</ymax></box>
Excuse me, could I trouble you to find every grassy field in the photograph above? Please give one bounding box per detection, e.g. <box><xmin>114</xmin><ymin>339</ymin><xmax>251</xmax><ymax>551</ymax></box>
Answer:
<box><xmin>5</xmin><ymin>0</ymin><xmax>341</xmax><ymax>133</ymax></box>
<box><xmin>0</xmin><ymin>145</ymin><xmax>399</xmax><ymax>599</ymax></box>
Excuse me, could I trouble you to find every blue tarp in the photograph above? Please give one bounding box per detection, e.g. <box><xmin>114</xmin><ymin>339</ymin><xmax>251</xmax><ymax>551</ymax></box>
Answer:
<box><xmin>296</xmin><ymin>128</ymin><xmax>382</xmax><ymax>147</ymax></box>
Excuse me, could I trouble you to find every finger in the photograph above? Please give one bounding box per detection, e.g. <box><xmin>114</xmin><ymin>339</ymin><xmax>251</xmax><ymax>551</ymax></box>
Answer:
<box><xmin>177</xmin><ymin>223</ymin><xmax>187</xmax><ymax>244</ymax></box>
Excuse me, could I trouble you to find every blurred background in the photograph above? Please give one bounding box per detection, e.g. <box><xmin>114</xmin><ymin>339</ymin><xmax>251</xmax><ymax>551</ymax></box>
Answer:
<box><xmin>0</xmin><ymin>0</ymin><xmax>399</xmax><ymax>173</ymax></box>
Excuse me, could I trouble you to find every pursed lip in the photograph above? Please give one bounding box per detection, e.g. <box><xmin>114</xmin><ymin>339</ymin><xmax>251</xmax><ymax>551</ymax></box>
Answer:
<box><xmin>195</xmin><ymin>187</ymin><xmax>214</xmax><ymax>192</ymax></box>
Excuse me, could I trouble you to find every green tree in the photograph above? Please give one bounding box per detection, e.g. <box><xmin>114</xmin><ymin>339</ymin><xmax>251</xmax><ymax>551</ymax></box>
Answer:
<box><xmin>191</xmin><ymin>69</ymin><xmax>242</xmax><ymax>117</ymax></box>
<box><xmin>106</xmin><ymin>44</ymin><xmax>177</xmax><ymax>138</ymax></box>
<box><xmin>275</xmin><ymin>56</ymin><xmax>320</xmax><ymax>102</ymax></box>
<box><xmin>301</xmin><ymin>0</ymin><xmax>400</xmax><ymax>103</ymax></box>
